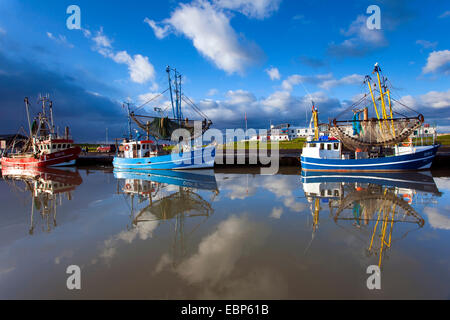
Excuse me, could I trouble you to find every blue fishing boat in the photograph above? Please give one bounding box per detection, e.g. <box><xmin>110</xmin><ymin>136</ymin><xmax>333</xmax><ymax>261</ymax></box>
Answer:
<box><xmin>301</xmin><ymin>63</ymin><xmax>440</xmax><ymax>172</ymax></box>
<box><xmin>113</xmin><ymin>142</ymin><xmax>215</xmax><ymax>170</ymax></box>
<box><xmin>113</xmin><ymin>66</ymin><xmax>215</xmax><ymax>170</ymax></box>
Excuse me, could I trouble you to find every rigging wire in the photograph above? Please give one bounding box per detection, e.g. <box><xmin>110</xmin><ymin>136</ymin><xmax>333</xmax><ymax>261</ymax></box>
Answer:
<box><xmin>134</xmin><ymin>88</ymin><xmax>169</xmax><ymax>112</ymax></box>
<box><xmin>181</xmin><ymin>94</ymin><xmax>210</xmax><ymax>120</ymax></box>
<box><xmin>390</xmin><ymin>96</ymin><xmax>421</xmax><ymax>115</ymax></box>
<box><xmin>334</xmin><ymin>93</ymin><xmax>369</xmax><ymax>120</ymax></box>
<box><xmin>298</xmin><ymin>81</ymin><xmax>314</xmax><ymax>126</ymax></box>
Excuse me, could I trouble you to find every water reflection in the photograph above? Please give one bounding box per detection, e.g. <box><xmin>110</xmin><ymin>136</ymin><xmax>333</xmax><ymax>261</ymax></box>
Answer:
<box><xmin>1</xmin><ymin>167</ymin><xmax>82</xmax><ymax>234</ymax></box>
<box><xmin>301</xmin><ymin>171</ymin><xmax>441</xmax><ymax>269</ymax></box>
<box><xmin>114</xmin><ymin>169</ymin><xmax>219</xmax><ymax>267</ymax></box>
<box><xmin>0</xmin><ymin>167</ymin><xmax>448</xmax><ymax>299</ymax></box>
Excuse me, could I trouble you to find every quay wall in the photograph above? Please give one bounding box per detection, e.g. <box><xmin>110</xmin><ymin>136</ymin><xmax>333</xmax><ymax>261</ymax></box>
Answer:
<box><xmin>76</xmin><ymin>148</ymin><xmax>449</xmax><ymax>169</ymax></box>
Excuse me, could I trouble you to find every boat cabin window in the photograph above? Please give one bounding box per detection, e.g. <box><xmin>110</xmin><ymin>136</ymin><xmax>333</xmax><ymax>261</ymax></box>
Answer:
<box><xmin>333</xmin><ymin>143</ymin><xmax>339</xmax><ymax>150</ymax></box>
<box><xmin>320</xmin><ymin>143</ymin><xmax>324</xmax><ymax>150</ymax></box>
<box><xmin>58</xmin><ymin>144</ymin><xmax>61</xmax><ymax>148</ymax></box>
<box><xmin>52</xmin><ymin>144</ymin><xmax>56</xmax><ymax>149</ymax></box>
<box><xmin>327</xmin><ymin>144</ymin><xmax>332</xmax><ymax>150</ymax></box>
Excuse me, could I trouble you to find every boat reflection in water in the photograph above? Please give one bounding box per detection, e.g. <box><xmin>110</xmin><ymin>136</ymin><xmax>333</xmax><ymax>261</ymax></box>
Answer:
<box><xmin>1</xmin><ymin>167</ymin><xmax>82</xmax><ymax>234</ymax></box>
<box><xmin>301</xmin><ymin>171</ymin><xmax>441</xmax><ymax>269</ymax></box>
<box><xmin>114</xmin><ymin>169</ymin><xmax>218</xmax><ymax>265</ymax></box>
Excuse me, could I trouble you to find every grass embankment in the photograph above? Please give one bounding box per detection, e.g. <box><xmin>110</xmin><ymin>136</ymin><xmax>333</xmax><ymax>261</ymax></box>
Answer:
<box><xmin>219</xmin><ymin>138</ymin><xmax>306</xmax><ymax>150</ymax></box>
<box><xmin>74</xmin><ymin>144</ymin><xmax>100</xmax><ymax>152</ymax></box>
<box><xmin>77</xmin><ymin>135</ymin><xmax>450</xmax><ymax>153</ymax></box>
<box><xmin>437</xmin><ymin>134</ymin><xmax>450</xmax><ymax>145</ymax></box>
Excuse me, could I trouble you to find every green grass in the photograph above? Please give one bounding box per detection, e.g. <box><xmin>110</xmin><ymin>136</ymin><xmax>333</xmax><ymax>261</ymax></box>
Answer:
<box><xmin>219</xmin><ymin>138</ymin><xmax>306</xmax><ymax>150</ymax></box>
<box><xmin>74</xmin><ymin>144</ymin><xmax>100</xmax><ymax>152</ymax></box>
<box><xmin>437</xmin><ymin>134</ymin><xmax>450</xmax><ymax>146</ymax></box>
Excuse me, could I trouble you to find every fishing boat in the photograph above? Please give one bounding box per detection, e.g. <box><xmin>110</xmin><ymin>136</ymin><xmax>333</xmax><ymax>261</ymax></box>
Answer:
<box><xmin>1</xmin><ymin>96</ymin><xmax>81</xmax><ymax>168</ymax></box>
<box><xmin>113</xmin><ymin>66</ymin><xmax>215</xmax><ymax>170</ymax></box>
<box><xmin>300</xmin><ymin>63</ymin><xmax>440</xmax><ymax>172</ymax></box>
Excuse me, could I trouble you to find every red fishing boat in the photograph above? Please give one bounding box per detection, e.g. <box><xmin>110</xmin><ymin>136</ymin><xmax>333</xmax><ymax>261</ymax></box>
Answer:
<box><xmin>1</xmin><ymin>95</ymin><xmax>81</xmax><ymax>168</ymax></box>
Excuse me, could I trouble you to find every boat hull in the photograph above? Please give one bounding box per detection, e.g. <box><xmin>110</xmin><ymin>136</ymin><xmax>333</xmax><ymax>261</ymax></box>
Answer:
<box><xmin>301</xmin><ymin>145</ymin><xmax>440</xmax><ymax>172</ymax></box>
<box><xmin>114</xmin><ymin>169</ymin><xmax>217</xmax><ymax>191</ymax></box>
<box><xmin>1</xmin><ymin>147</ymin><xmax>81</xmax><ymax>168</ymax></box>
<box><xmin>113</xmin><ymin>146</ymin><xmax>215</xmax><ymax>170</ymax></box>
<box><xmin>1</xmin><ymin>166</ymin><xmax>83</xmax><ymax>187</ymax></box>
<box><xmin>301</xmin><ymin>170</ymin><xmax>440</xmax><ymax>194</ymax></box>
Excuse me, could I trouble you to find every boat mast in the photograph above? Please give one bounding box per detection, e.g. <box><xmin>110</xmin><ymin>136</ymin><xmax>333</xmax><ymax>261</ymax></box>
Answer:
<box><xmin>174</xmin><ymin>68</ymin><xmax>182</xmax><ymax>125</ymax></box>
<box><xmin>166</xmin><ymin>66</ymin><xmax>176</xmax><ymax>120</ymax></box>
<box><xmin>311</xmin><ymin>102</ymin><xmax>319</xmax><ymax>140</ymax></box>
<box><xmin>178</xmin><ymin>73</ymin><xmax>183</xmax><ymax>122</ymax></box>
<box><xmin>49</xmin><ymin>100</ymin><xmax>55</xmax><ymax>136</ymax></box>
<box><xmin>123</xmin><ymin>102</ymin><xmax>132</xmax><ymax>139</ymax></box>
<box><xmin>374</xmin><ymin>63</ymin><xmax>388</xmax><ymax>121</ymax></box>
<box><xmin>24</xmin><ymin>97</ymin><xmax>33</xmax><ymax>138</ymax></box>
<box><xmin>365</xmin><ymin>75</ymin><xmax>383</xmax><ymax>131</ymax></box>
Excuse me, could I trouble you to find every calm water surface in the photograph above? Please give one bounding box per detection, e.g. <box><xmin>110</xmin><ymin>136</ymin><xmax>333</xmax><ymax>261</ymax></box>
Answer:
<box><xmin>0</xmin><ymin>166</ymin><xmax>449</xmax><ymax>299</ymax></box>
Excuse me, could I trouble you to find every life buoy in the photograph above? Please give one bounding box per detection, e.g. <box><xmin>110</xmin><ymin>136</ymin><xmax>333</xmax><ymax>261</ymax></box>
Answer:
<box><xmin>124</xmin><ymin>145</ymin><xmax>130</xmax><ymax>151</ymax></box>
<box><xmin>402</xmin><ymin>137</ymin><xmax>413</xmax><ymax>147</ymax></box>
<box><xmin>403</xmin><ymin>194</ymin><xmax>412</xmax><ymax>204</ymax></box>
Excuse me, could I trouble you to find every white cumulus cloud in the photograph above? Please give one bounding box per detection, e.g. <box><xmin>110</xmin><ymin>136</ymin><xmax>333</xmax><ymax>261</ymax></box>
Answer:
<box><xmin>423</xmin><ymin>50</ymin><xmax>450</xmax><ymax>75</ymax></box>
<box><xmin>145</xmin><ymin>0</ymin><xmax>261</xmax><ymax>74</ymax></box>
<box><xmin>266</xmin><ymin>67</ymin><xmax>281</xmax><ymax>80</ymax></box>
<box><xmin>91</xmin><ymin>28</ymin><xmax>155</xmax><ymax>84</ymax></box>
<box><xmin>144</xmin><ymin>17</ymin><xmax>170</xmax><ymax>39</ymax></box>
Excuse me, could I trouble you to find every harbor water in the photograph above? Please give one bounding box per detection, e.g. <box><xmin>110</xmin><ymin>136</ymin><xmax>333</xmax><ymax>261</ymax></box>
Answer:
<box><xmin>0</xmin><ymin>167</ymin><xmax>449</xmax><ymax>299</ymax></box>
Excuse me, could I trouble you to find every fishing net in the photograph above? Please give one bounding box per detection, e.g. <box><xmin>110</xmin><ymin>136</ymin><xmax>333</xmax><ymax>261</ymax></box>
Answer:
<box><xmin>130</xmin><ymin>113</ymin><xmax>212</xmax><ymax>140</ymax></box>
<box><xmin>334</xmin><ymin>186</ymin><xmax>424</xmax><ymax>226</ymax></box>
<box><xmin>330</xmin><ymin>116</ymin><xmax>423</xmax><ymax>151</ymax></box>
<box><xmin>135</xmin><ymin>189</ymin><xmax>213</xmax><ymax>222</ymax></box>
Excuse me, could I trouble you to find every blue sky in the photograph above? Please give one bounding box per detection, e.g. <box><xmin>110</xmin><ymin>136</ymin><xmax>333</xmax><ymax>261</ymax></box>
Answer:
<box><xmin>0</xmin><ymin>0</ymin><xmax>449</xmax><ymax>141</ymax></box>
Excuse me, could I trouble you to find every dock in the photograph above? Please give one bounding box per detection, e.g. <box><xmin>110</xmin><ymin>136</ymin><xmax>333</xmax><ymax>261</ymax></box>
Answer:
<box><xmin>75</xmin><ymin>147</ymin><xmax>450</xmax><ymax>169</ymax></box>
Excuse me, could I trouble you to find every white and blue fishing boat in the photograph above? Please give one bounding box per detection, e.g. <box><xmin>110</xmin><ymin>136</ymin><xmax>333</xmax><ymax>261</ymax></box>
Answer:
<box><xmin>113</xmin><ymin>66</ymin><xmax>215</xmax><ymax>170</ymax></box>
<box><xmin>301</xmin><ymin>63</ymin><xmax>440</xmax><ymax>172</ymax></box>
